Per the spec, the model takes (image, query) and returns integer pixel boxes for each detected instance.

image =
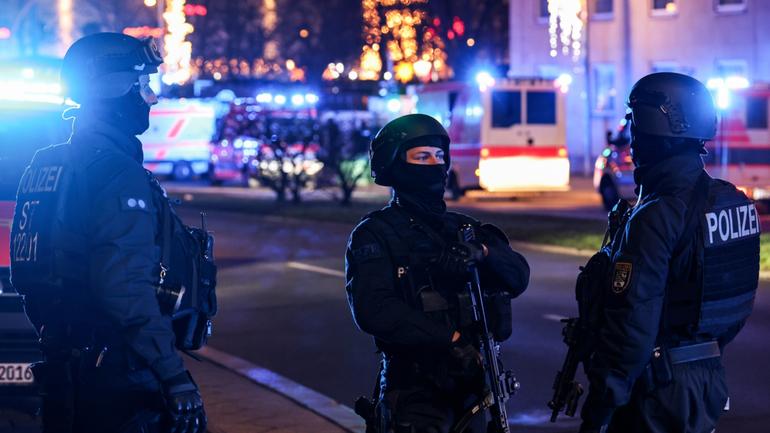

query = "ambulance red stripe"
[451,145,566,158]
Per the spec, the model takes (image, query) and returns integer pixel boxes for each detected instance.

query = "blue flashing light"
[256,92,273,103]
[304,93,319,104]
[291,94,304,106]
[475,71,495,91]
[274,94,287,105]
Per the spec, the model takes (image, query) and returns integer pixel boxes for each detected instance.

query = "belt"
[666,341,721,365]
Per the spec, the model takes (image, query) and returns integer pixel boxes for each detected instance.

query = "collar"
[390,190,446,230]
[636,153,705,198]
[71,115,144,163]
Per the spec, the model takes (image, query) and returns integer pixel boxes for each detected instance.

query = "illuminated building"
[509,0,770,173]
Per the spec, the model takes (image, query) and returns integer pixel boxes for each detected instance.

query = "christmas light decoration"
[351,0,450,83]
[162,0,194,85]
[58,0,73,54]
[547,0,584,61]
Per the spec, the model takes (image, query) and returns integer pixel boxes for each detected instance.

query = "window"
[491,91,522,128]
[526,91,557,124]
[715,0,747,13]
[746,96,768,130]
[651,0,677,15]
[593,0,613,18]
[592,64,616,115]
[539,0,550,18]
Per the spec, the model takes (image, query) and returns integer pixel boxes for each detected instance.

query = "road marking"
[287,261,345,278]
[508,409,580,426]
[543,313,568,322]
[197,346,365,433]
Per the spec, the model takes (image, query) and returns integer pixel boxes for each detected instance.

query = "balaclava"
[390,135,449,221]
[78,84,152,136]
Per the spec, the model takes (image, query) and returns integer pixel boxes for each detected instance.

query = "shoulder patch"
[351,243,383,263]
[611,262,633,294]
[120,195,151,212]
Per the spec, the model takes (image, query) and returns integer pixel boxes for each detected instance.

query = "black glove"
[449,336,483,377]
[434,241,485,275]
[162,371,207,433]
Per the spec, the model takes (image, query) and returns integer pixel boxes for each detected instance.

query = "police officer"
[10,33,206,432]
[345,114,530,432]
[580,72,760,433]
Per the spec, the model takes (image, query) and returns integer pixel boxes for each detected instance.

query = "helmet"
[627,72,716,141]
[60,32,163,103]
[370,114,450,186]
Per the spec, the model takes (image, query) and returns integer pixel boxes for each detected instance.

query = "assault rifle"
[548,200,630,422]
[452,224,520,433]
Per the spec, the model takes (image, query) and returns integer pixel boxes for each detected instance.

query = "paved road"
[180,206,770,433]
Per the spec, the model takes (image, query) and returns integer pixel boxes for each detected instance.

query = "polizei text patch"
[704,203,761,247]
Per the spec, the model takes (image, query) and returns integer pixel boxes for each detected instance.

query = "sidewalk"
[186,351,356,433]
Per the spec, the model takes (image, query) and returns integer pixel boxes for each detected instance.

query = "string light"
[547,0,584,61]
[349,0,450,83]
[162,0,194,85]
[58,0,73,54]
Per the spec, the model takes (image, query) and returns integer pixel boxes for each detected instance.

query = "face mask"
[391,159,447,195]
[390,159,448,217]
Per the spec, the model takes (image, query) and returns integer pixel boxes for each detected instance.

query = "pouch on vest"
[10,144,88,301]
[150,174,217,351]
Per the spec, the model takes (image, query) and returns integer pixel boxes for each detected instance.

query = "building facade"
[509,0,770,174]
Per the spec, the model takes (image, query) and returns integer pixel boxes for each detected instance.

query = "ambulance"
[706,83,770,203]
[140,98,217,180]
[594,82,770,208]
[411,76,570,197]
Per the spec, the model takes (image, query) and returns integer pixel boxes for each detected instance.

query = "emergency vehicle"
[594,84,770,208]
[0,60,63,410]
[411,77,570,197]
[208,97,323,186]
[140,98,217,180]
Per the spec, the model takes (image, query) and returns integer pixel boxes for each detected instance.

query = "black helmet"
[627,72,716,141]
[370,113,450,186]
[60,32,163,103]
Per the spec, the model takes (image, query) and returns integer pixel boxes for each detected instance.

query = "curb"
[196,346,366,433]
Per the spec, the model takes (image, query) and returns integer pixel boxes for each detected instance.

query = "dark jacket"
[71,116,184,383]
[582,153,708,425]
[345,199,530,352]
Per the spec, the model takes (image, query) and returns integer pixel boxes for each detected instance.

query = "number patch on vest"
[703,203,760,247]
[612,262,633,294]
[351,243,383,263]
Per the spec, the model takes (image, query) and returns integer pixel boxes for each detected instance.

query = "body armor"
[10,144,88,306]
[663,177,759,343]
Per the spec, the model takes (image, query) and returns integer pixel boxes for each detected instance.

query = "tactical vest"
[10,144,88,305]
[361,206,511,345]
[698,179,759,338]
[148,174,217,351]
[664,177,760,342]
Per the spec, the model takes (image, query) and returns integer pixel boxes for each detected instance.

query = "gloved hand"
[162,371,207,433]
[434,241,485,275]
[449,335,483,377]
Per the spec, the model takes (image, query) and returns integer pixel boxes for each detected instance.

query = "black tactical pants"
[37,357,166,433]
[607,358,728,433]
[382,386,487,433]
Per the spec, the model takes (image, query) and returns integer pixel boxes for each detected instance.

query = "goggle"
[90,37,163,77]
[627,89,690,134]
